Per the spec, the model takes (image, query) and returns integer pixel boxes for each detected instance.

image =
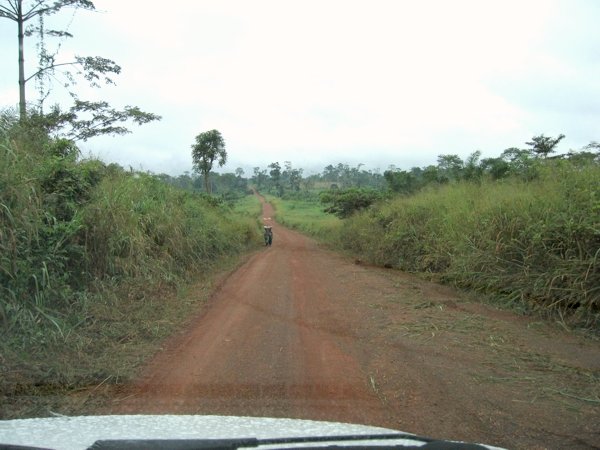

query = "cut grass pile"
[372,284,600,411]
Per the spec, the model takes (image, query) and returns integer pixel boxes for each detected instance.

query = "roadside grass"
[231,193,264,237]
[335,164,600,329]
[0,127,263,419]
[266,195,341,239]
[0,251,252,418]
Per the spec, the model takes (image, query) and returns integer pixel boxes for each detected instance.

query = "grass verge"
[334,165,600,329]
[0,243,261,419]
[0,124,264,418]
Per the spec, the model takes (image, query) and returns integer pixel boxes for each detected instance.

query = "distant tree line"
[155,133,599,215]
[383,134,598,196]
[251,161,305,197]
[248,134,597,197]
[250,161,386,196]
[156,170,250,202]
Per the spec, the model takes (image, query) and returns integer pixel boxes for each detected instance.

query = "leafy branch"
[41,100,161,142]
[25,56,121,86]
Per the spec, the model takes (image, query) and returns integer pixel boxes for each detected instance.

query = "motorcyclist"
[264,226,273,246]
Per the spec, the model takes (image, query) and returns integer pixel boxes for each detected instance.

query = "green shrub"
[320,187,383,218]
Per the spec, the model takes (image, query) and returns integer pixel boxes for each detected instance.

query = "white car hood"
[0,415,505,449]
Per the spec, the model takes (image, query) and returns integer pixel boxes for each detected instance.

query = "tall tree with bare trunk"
[0,0,160,137]
[191,129,227,194]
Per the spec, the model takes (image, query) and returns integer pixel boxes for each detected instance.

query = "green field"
[232,193,262,218]
[266,195,341,239]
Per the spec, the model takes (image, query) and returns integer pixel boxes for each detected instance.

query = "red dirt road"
[113,198,600,450]
[116,200,386,425]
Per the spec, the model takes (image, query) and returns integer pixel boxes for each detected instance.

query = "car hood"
[0,415,505,449]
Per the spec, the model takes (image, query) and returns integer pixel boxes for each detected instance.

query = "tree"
[437,154,464,182]
[500,147,538,180]
[252,167,267,190]
[283,161,302,192]
[583,141,600,155]
[384,169,418,194]
[1,1,104,117]
[320,188,382,219]
[191,129,227,194]
[322,164,339,182]
[565,150,598,166]
[421,165,439,184]
[0,0,160,136]
[526,133,565,158]
[336,163,351,188]
[268,162,282,197]
[33,101,160,142]
[462,150,483,181]
[288,167,303,192]
[234,167,247,192]
[480,157,510,180]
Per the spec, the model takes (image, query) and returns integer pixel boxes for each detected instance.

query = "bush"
[320,187,383,218]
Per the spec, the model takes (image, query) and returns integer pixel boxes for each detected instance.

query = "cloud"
[3,0,599,174]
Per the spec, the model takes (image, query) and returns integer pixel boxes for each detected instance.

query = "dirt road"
[112,198,600,450]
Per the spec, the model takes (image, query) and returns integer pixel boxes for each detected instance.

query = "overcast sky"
[1,0,599,175]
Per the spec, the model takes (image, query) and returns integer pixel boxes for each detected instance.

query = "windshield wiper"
[86,433,491,449]
[0,433,492,450]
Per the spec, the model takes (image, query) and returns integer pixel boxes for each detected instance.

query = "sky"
[1,0,599,175]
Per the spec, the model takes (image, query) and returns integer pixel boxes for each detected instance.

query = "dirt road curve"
[113,197,600,450]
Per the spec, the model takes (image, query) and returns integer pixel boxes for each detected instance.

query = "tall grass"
[336,163,600,327]
[83,173,256,282]
[1,152,258,337]
[1,119,261,417]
